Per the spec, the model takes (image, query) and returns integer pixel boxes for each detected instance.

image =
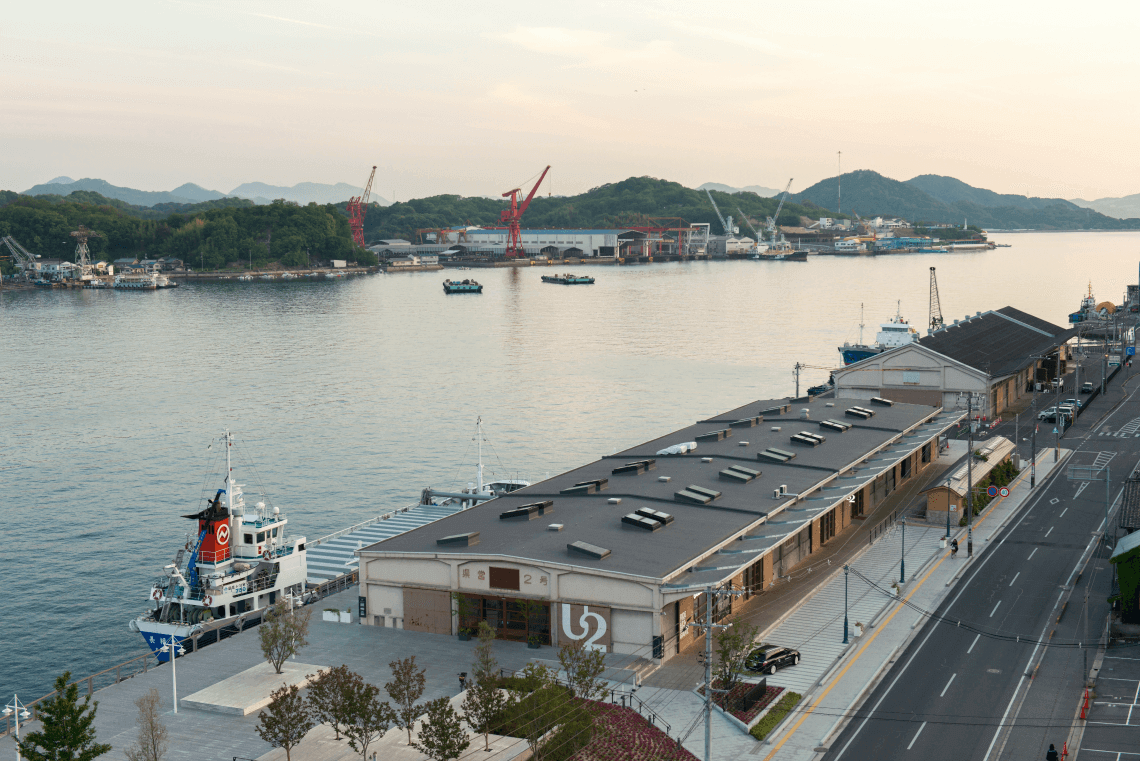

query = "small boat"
[259,274,276,280]
[752,250,808,261]
[541,274,595,285]
[444,278,482,294]
[130,430,307,661]
[237,275,253,282]
[281,272,297,280]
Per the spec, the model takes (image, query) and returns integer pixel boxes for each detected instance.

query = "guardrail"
[309,504,418,548]
[306,570,358,602]
[2,651,159,739]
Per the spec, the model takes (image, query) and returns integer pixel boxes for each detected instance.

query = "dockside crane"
[735,206,763,243]
[765,178,793,247]
[69,225,103,281]
[500,165,550,258]
[347,166,377,251]
[704,189,735,236]
[1,236,40,281]
[929,266,945,332]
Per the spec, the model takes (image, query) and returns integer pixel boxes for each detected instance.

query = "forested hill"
[357,176,840,242]
[794,170,1140,229]
[0,192,362,270]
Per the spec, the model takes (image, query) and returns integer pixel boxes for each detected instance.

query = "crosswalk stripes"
[1092,451,1117,470]
[1100,416,1140,437]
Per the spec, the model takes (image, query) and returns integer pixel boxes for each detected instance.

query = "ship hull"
[132,611,264,662]
[840,347,882,365]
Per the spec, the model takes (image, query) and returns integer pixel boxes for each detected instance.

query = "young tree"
[259,599,313,674]
[461,679,510,752]
[385,656,427,744]
[714,617,759,695]
[305,665,355,740]
[471,620,498,684]
[256,684,314,761]
[415,697,470,761]
[558,640,608,700]
[17,672,112,761]
[342,680,395,760]
[123,688,168,761]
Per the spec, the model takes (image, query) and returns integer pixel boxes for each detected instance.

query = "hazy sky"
[6,1,1140,201]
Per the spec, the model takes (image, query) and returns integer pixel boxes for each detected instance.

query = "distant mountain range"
[21,177,390,208]
[793,170,1139,230]
[1069,194,1140,220]
[697,182,781,197]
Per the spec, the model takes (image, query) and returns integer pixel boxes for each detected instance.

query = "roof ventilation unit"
[790,431,826,447]
[730,416,762,428]
[635,507,674,526]
[800,408,811,420]
[621,513,663,531]
[674,485,722,504]
[612,459,657,475]
[719,465,761,483]
[820,419,852,433]
[437,532,480,547]
[695,428,732,443]
[560,478,608,495]
[845,407,874,420]
[759,404,790,416]
[499,500,554,521]
[870,397,894,407]
[757,447,796,463]
[567,541,610,560]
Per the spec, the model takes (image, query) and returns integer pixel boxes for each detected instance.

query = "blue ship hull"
[841,348,881,365]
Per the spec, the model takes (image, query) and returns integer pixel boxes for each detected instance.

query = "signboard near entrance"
[557,603,612,652]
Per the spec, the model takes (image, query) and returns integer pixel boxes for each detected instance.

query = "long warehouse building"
[357,395,964,662]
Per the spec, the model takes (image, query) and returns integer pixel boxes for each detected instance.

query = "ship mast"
[476,417,484,494]
[859,303,865,346]
[225,429,233,512]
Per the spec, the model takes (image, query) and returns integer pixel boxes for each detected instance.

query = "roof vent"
[738,441,749,447]
[658,476,671,482]
[568,541,610,560]
[695,428,732,443]
[758,447,796,463]
[759,405,790,416]
[800,408,811,420]
[730,416,762,428]
[560,478,608,495]
[622,513,663,531]
[499,500,554,520]
[608,497,622,504]
[548,523,564,532]
[791,431,826,447]
[820,419,852,432]
[826,402,835,407]
[719,465,761,483]
[675,485,722,505]
[635,507,674,526]
[612,459,657,475]
[870,397,894,407]
[845,407,874,420]
[437,532,480,547]
[702,457,713,463]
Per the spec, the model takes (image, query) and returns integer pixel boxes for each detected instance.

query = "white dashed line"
[907,722,927,750]
[990,601,1002,617]
[940,673,957,697]
[1009,572,1020,587]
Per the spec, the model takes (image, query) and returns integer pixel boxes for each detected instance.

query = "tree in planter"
[451,592,479,638]
[714,617,759,696]
[342,680,395,760]
[123,688,168,761]
[510,664,580,760]
[386,656,427,744]
[414,697,470,761]
[462,678,511,752]
[557,639,608,700]
[255,684,314,761]
[305,664,356,740]
[472,620,498,684]
[17,672,112,761]
[259,599,313,674]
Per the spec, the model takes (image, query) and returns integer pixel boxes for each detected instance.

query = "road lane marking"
[1060,508,1068,517]
[1029,548,1038,560]
[968,634,981,653]
[1009,572,1020,587]
[1045,526,1054,537]
[940,673,956,697]
[906,721,927,750]
[1075,482,1090,498]
[990,601,1001,617]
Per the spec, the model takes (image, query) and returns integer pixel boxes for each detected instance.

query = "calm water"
[2,231,1137,700]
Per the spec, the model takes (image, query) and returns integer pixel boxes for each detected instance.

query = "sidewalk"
[753,446,1072,761]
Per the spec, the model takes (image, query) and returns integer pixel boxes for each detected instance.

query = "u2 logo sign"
[560,603,611,652]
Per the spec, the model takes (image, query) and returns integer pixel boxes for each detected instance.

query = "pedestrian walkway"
[754,447,1071,761]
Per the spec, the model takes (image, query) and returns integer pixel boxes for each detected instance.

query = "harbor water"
[2,230,1137,700]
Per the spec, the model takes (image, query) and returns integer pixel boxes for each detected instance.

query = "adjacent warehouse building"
[832,307,1074,418]
[357,396,964,662]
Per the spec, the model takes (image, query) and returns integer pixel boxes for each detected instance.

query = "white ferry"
[114,272,178,289]
[130,430,307,660]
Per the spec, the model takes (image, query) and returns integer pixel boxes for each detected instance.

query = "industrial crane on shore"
[929,266,945,332]
[70,225,103,281]
[347,166,376,251]
[704,189,735,236]
[1,235,39,281]
[501,165,550,258]
[765,178,793,247]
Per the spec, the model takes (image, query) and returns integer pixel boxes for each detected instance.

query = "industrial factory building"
[449,228,644,258]
[357,396,964,662]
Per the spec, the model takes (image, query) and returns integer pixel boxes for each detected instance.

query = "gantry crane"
[500,165,550,258]
[70,225,103,281]
[929,266,945,331]
[347,166,377,251]
[765,178,793,247]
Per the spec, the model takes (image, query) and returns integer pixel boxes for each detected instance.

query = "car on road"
[1081,381,1095,394]
[1039,406,1074,423]
[1062,397,1084,410]
[745,644,801,675]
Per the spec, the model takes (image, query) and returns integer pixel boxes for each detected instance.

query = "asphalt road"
[823,369,1140,761]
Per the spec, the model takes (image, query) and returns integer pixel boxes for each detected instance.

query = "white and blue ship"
[130,430,307,661]
[838,304,919,365]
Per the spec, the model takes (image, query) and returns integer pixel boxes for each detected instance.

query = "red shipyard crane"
[500,165,550,258]
[347,166,376,250]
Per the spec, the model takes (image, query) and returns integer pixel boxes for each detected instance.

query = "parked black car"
[745,644,801,674]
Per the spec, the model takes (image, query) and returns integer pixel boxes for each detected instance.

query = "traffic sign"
[999,487,1010,497]
[1052,427,1059,434]
[1128,347,1136,356]
[987,485,998,497]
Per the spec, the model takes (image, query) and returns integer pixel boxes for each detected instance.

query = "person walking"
[951,538,959,559]
[1046,743,1060,760]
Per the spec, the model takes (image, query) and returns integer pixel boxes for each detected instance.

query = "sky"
[5,0,1140,202]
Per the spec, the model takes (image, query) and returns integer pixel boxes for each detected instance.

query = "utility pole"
[966,393,975,558]
[794,363,802,398]
[689,584,745,761]
[843,565,850,644]
[900,519,906,583]
[1055,348,1062,462]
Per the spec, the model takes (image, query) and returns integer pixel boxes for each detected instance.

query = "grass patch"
[749,692,802,741]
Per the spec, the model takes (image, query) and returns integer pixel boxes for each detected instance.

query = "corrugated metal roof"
[1121,478,1140,532]
[918,307,1073,378]
[923,436,1015,498]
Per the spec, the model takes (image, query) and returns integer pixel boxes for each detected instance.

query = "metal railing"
[305,570,358,602]
[868,506,906,546]
[2,651,159,738]
[309,505,418,548]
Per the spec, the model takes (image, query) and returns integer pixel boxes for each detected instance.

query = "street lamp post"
[843,565,850,644]
[3,696,32,761]
[900,519,906,584]
[159,637,187,713]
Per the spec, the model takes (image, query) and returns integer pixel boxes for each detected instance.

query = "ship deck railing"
[308,503,420,548]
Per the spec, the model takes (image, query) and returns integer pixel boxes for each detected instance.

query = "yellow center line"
[761,551,950,761]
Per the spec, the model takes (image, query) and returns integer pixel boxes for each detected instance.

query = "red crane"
[500,165,550,258]
[347,166,376,250]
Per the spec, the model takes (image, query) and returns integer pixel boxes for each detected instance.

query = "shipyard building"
[357,396,964,662]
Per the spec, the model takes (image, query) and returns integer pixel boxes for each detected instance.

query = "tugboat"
[130,430,307,660]
[444,278,482,293]
[541,273,595,284]
[838,302,919,365]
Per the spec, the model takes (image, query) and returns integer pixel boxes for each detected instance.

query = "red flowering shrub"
[570,703,698,761]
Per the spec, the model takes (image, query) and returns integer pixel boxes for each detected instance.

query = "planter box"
[323,611,339,622]
[339,611,352,624]
[528,642,541,649]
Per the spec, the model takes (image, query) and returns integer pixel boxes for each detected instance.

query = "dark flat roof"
[361,397,960,583]
[919,307,1074,378]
